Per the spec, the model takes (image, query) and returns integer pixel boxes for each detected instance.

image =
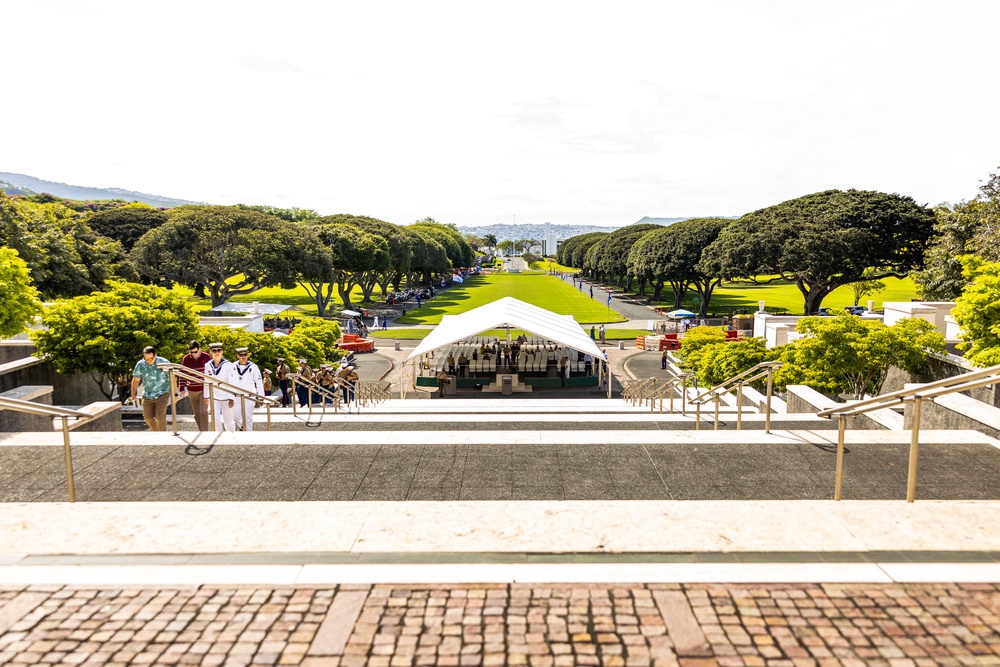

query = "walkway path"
[2,581,999,666]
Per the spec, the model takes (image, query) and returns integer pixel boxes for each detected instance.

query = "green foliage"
[0,247,42,338]
[0,191,131,298]
[557,232,608,270]
[702,189,936,314]
[410,219,475,268]
[234,204,319,222]
[915,169,1000,300]
[197,319,345,373]
[952,257,1000,367]
[848,269,886,306]
[131,205,316,307]
[88,206,168,251]
[31,282,200,399]
[778,315,946,399]
[629,218,732,313]
[584,224,661,285]
[694,337,778,387]
[674,326,728,371]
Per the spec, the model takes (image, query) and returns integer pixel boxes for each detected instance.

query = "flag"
[606,292,611,306]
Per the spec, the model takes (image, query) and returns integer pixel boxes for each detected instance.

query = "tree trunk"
[798,279,837,314]
[209,283,226,308]
[652,280,664,301]
[193,283,206,298]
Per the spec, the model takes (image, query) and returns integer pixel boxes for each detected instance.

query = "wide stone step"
[3,429,998,503]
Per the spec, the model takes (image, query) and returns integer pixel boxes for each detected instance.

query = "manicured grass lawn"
[396,274,627,325]
[530,259,580,274]
[654,276,919,315]
[367,329,431,340]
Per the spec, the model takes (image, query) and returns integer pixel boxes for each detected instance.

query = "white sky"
[3,1,998,226]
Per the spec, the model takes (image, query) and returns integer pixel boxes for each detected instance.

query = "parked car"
[844,305,867,315]
[816,307,833,316]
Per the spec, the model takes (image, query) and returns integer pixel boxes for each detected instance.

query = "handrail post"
[61,416,75,503]
[695,400,701,431]
[240,395,247,432]
[765,366,774,434]
[266,403,272,431]
[907,396,922,502]
[169,370,179,436]
[681,377,688,416]
[208,382,216,431]
[291,378,297,416]
[736,381,743,431]
[713,394,720,431]
[834,414,846,501]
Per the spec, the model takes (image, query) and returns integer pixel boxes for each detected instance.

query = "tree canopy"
[701,189,936,314]
[88,204,168,251]
[0,247,42,339]
[131,205,312,307]
[627,218,731,314]
[0,190,130,298]
[31,282,200,400]
[951,257,1000,367]
[777,315,946,399]
[583,223,661,288]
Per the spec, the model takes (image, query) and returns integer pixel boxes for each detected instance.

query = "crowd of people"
[128,340,359,433]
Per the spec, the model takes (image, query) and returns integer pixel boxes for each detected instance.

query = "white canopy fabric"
[406,297,604,361]
[208,303,303,315]
[340,309,363,317]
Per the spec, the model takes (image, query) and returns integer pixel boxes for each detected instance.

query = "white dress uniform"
[229,360,264,431]
[204,358,236,432]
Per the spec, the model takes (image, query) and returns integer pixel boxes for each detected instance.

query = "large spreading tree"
[701,189,936,314]
[131,205,313,306]
[628,217,732,313]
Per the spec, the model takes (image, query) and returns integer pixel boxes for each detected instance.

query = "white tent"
[404,297,610,397]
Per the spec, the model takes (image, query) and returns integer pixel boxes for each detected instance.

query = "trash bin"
[501,375,513,396]
[618,341,626,350]
[394,341,401,351]
[444,375,457,396]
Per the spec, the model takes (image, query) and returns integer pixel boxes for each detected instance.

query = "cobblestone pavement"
[2,582,1000,666]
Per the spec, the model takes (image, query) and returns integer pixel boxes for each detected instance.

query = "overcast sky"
[3,1,998,226]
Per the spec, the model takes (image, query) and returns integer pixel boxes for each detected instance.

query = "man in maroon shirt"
[178,340,212,431]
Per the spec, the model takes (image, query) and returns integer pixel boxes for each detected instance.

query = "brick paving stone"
[1,583,1000,665]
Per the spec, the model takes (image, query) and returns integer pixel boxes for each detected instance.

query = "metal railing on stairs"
[160,363,281,434]
[816,362,1000,502]
[646,373,694,414]
[0,397,94,502]
[289,374,346,417]
[690,362,782,433]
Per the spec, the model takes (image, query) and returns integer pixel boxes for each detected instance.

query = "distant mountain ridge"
[0,172,200,208]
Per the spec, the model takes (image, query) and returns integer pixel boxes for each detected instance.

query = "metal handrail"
[691,362,782,433]
[0,397,94,502]
[820,364,1000,503]
[160,363,280,434]
[289,374,345,417]
[646,373,693,415]
[623,378,658,404]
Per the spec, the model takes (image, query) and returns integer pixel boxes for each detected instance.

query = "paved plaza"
[3,582,1000,666]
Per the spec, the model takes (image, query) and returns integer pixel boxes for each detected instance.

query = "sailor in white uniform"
[229,347,265,432]
[204,343,235,432]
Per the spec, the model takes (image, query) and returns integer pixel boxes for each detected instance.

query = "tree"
[131,205,313,307]
[0,191,130,298]
[233,204,319,222]
[88,204,168,251]
[702,190,936,314]
[951,257,1000,367]
[915,168,1000,300]
[483,234,497,253]
[302,219,389,311]
[587,224,662,289]
[31,282,200,400]
[557,232,608,271]
[778,315,946,399]
[673,326,729,373]
[849,269,886,306]
[496,240,514,256]
[0,247,42,339]
[323,215,397,303]
[410,219,474,268]
[628,218,731,313]
[694,337,779,388]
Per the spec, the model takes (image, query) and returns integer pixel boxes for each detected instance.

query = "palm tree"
[483,234,497,253]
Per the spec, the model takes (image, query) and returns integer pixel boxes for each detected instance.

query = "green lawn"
[655,276,919,315]
[395,274,627,325]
